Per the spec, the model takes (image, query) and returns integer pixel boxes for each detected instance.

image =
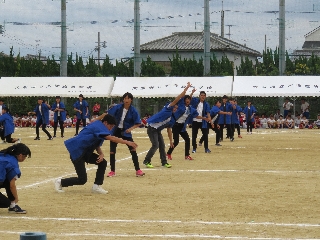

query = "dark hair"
[122,92,133,101]
[37,97,43,101]
[199,91,206,96]
[214,100,221,105]
[56,96,61,99]
[101,114,117,125]
[2,106,8,112]
[79,94,84,98]
[0,143,31,158]
[184,95,191,101]
[222,95,228,99]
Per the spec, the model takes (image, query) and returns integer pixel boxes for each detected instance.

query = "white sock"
[10,202,15,208]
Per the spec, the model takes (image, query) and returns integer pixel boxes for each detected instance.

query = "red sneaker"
[185,155,193,160]
[107,171,116,177]
[136,170,145,177]
[166,154,172,160]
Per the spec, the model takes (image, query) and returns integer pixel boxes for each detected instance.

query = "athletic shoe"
[238,135,242,138]
[74,134,78,137]
[53,135,56,138]
[17,138,21,143]
[107,171,116,177]
[198,142,202,147]
[136,170,145,177]
[0,140,5,144]
[144,162,154,168]
[92,185,108,194]
[61,136,64,138]
[230,137,234,142]
[162,163,172,168]
[192,149,196,153]
[185,155,193,160]
[166,154,172,160]
[54,179,64,193]
[205,149,211,153]
[215,143,222,146]
[34,137,40,140]
[47,137,53,140]
[8,205,27,214]
[250,132,252,134]
[220,138,223,142]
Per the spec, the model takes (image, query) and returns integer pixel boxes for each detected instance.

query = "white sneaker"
[54,179,64,193]
[0,140,6,144]
[92,184,108,194]
[17,138,21,143]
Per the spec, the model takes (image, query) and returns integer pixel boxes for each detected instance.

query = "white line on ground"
[0,216,319,228]
[0,230,318,239]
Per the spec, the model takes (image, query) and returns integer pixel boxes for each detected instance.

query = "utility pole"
[95,32,107,66]
[60,0,67,77]
[279,0,286,112]
[134,0,141,77]
[221,0,224,38]
[279,0,286,76]
[204,0,210,76]
[133,0,141,115]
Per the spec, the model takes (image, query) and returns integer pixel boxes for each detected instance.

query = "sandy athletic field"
[0,126,319,239]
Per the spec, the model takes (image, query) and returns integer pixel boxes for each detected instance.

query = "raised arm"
[189,87,197,99]
[169,82,192,107]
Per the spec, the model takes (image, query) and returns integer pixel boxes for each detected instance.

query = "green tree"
[236,56,256,76]
[141,56,166,77]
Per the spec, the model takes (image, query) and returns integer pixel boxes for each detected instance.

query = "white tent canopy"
[111,77,233,98]
[0,77,114,97]
[233,76,320,97]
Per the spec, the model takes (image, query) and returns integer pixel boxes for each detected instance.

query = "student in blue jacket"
[106,92,145,177]
[0,99,6,143]
[218,95,234,142]
[143,82,192,168]
[200,100,232,147]
[243,99,257,134]
[233,99,243,138]
[54,114,138,194]
[51,96,67,138]
[0,107,20,144]
[28,97,53,140]
[166,88,205,161]
[73,94,89,136]
[0,143,31,214]
[190,91,211,153]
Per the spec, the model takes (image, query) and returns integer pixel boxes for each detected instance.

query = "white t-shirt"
[260,118,267,124]
[277,119,284,124]
[268,119,275,124]
[64,118,72,124]
[301,102,309,113]
[57,103,60,116]
[286,119,294,125]
[118,108,128,128]
[177,107,189,124]
[193,102,203,122]
[283,102,293,110]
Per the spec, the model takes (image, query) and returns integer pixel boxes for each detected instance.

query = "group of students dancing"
[1,83,256,215]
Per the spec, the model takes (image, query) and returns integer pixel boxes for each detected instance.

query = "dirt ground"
[0,126,319,239]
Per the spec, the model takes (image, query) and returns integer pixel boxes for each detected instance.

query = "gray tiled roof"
[302,41,320,49]
[141,32,261,56]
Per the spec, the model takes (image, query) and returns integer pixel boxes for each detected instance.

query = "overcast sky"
[0,0,319,63]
